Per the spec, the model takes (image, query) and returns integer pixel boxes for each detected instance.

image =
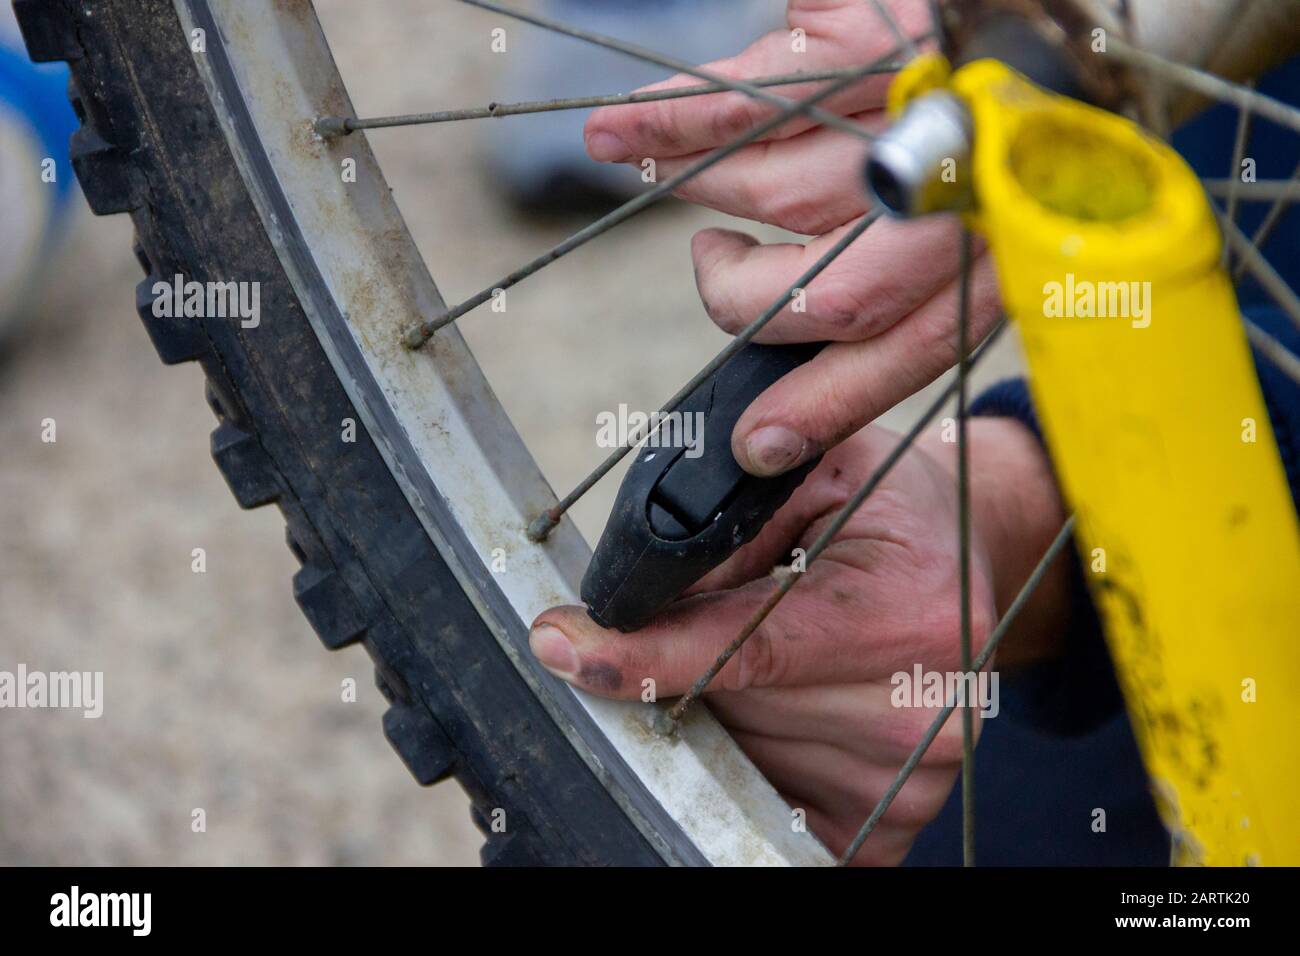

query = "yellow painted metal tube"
[904,58,1300,864]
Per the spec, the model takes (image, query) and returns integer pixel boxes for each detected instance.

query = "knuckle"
[708,92,767,144]
[863,273,912,328]
[809,280,872,336]
[915,295,962,363]
[732,140,779,224]
[810,370,871,443]
[636,98,686,154]
[767,188,835,236]
[722,620,785,691]
[746,140,840,235]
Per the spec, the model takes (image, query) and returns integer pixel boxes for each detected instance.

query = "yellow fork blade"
[908,57,1300,865]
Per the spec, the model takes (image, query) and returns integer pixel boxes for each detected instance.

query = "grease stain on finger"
[577,659,625,694]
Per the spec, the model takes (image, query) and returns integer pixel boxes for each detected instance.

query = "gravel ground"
[0,0,1020,865]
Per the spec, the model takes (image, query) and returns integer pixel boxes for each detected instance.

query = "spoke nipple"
[652,710,679,738]
[314,115,351,138]
[527,510,559,542]
[401,324,430,350]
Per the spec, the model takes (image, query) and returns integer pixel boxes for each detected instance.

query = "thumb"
[528,562,872,700]
[528,591,772,701]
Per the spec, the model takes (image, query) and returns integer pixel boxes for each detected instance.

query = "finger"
[583,39,888,162]
[802,803,917,867]
[729,729,874,821]
[654,115,884,235]
[773,793,913,867]
[707,682,974,766]
[529,558,903,699]
[731,251,1002,476]
[727,729,958,844]
[583,0,925,161]
[837,823,918,867]
[691,216,974,344]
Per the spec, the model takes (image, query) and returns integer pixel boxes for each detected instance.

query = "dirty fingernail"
[529,623,580,680]
[744,426,809,476]
[585,130,632,162]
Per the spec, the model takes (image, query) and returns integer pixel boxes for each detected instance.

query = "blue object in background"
[0,8,79,338]
[0,43,77,200]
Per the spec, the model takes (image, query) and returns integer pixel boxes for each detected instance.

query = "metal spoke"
[661,320,1009,729]
[1215,208,1300,335]
[1222,82,1254,270]
[1201,179,1300,202]
[838,514,1078,865]
[1232,158,1300,283]
[528,210,882,542]
[1245,319,1300,388]
[869,0,920,61]
[458,0,880,144]
[316,66,898,135]
[955,227,975,867]
[1106,37,1300,137]
[402,41,912,348]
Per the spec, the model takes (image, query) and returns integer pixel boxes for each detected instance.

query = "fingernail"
[585,130,632,162]
[744,426,809,476]
[529,623,580,680]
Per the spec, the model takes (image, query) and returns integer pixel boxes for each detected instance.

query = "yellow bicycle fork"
[889,56,1300,864]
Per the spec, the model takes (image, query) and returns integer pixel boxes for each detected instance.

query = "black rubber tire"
[14,0,666,866]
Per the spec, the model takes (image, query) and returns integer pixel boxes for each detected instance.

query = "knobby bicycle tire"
[15,0,690,867]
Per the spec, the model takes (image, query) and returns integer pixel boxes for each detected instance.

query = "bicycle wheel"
[15,0,832,866]
[19,0,1299,867]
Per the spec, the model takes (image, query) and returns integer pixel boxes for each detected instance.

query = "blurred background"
[0,0,1020,864]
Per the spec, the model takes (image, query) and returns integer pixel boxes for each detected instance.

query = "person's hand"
[530,418,1071,864]
[583,0,1003,477]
